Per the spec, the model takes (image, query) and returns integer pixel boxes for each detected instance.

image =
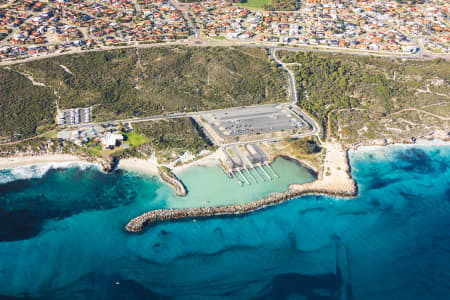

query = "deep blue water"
[0,145,449,300]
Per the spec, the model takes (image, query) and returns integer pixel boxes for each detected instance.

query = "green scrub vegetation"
[0,68,56,141]
[278,51,450,142]
[263,0,299,11]
[5,46,286,126]
[290,138,321,155]
[133,118,214,163]
[237,0,299,11]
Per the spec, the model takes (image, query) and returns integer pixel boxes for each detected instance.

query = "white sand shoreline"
[351,138,450,153]
[0,154,85,170]
[171,151,220,175]
[287,142,356,198]
[117,156,159,177]
[1,138,447,175]
[117,151,220,177]
[125,142,358,231]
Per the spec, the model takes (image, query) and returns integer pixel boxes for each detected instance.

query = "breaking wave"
[0,162,94,184]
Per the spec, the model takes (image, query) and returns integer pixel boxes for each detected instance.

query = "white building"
[101,133,123,149]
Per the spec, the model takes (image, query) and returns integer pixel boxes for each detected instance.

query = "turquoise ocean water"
[0,147,449,299]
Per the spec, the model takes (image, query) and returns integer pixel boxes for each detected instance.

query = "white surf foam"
[0,162,95,184]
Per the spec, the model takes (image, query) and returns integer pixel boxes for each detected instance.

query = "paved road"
[26,46,322,147]
[4,37,440,146]
[0,10,40,47]
[3,37,444,67]
[170,0,200,40]
[269,48,321,139]
[67,103,291,128]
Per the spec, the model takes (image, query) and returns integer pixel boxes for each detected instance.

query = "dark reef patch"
[0,178,34,195]
[298,207,326,215]
[398,189,422,201]
[40,273,171,300]
[394,148,434,174]
[0,295,35,300]
[0,167,141,241]
[257,272,340,300]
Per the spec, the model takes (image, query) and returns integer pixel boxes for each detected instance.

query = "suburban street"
[0,38,441,68]
[169,0,200,40]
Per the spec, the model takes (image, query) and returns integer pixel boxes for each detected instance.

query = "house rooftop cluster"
[1,0,448,61]
[1,0,188,61]
[191,0,448,53]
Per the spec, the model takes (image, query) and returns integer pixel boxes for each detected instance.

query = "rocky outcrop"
[158,166,187,197]
[347,133,450,150]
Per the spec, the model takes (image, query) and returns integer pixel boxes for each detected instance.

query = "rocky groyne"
[125,142,357,232]
[158,166,187,197]
[125,183,357,232]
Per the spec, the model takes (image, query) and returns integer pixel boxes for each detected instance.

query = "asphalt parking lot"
[203,104,306,138]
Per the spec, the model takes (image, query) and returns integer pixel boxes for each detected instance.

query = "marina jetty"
[158,166,187,197]
[126,143,356,232]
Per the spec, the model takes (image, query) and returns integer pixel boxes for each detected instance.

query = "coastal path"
[269,48,321,140]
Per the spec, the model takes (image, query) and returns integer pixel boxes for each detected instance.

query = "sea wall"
[126,142,357,232]
[125,184,356,232]
[158,167,187,197]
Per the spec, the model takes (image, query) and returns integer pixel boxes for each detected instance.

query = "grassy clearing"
[159,166,172,177]
[237,0,270,10]
[237,0,299,11]
[43,130,58,139]
[123,131,149,147]
[82,145,103,158]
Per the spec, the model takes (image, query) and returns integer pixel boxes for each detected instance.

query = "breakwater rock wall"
[158,167,187,197]
[126,142,357,232]
[125,183,357,232]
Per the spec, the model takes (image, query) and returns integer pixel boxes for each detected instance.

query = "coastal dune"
[289,143,355,194]
[126,143,357,232]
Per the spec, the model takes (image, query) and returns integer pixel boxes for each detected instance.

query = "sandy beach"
[117,156,160,176]
[125,142,358,231]
[118,151,220,177]
[171,151,220,175]
[287,142,356,196]
[0,154,83,170]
